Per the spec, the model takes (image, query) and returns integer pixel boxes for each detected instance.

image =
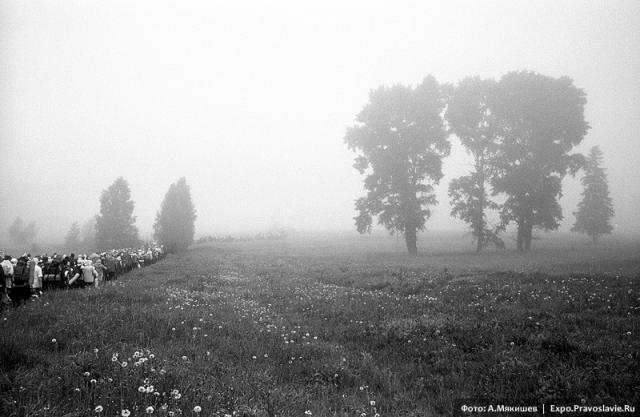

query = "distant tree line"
[345,70,613,255]
[58,177,197,255]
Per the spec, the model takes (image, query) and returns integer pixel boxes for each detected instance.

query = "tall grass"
[1,237,638,416]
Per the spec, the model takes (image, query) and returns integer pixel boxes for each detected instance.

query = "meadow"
[1,231,639,416]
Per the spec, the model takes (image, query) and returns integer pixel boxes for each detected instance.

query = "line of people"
[1,244,164,307]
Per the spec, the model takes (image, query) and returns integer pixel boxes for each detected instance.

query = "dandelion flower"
[121,409,131,417]
[121,362,128,368]
[83,372,91,377]
[305,411,312,416]
[94,405,103,413]
[181,356,188,361]
[193,406,202,413]
[139,386,146,393]
[51,338,57,343]
[146,406,154,414]
[370,400,376,406]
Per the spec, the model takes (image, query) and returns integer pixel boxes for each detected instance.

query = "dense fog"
[1,0,638,244]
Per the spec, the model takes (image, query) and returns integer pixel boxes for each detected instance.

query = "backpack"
[13,257,30,287]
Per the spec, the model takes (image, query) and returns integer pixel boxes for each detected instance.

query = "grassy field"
[1,232,639,416]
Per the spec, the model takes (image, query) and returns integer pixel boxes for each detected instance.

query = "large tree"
[572,146,614,243]
[64,222,81,250]
[491,71,589,251]
[8,217,37,247]
[344,76,450,256]
[80,216,98,252]
[95,177,139,250]
[153,177,197,253]
[446,77,503,252]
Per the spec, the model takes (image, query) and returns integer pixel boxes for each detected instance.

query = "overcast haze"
[1,0,639,243]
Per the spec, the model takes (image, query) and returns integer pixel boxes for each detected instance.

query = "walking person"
[81,260,98,288]
[93,258,107,288]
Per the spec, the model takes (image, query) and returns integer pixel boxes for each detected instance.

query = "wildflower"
[90,379,97,384]
[149,354,155,359]
[112,355,118,362]
[122,410,131,417]
[146,385,155,393]
[94,348,99,354]
[146,406,154,414]
[181,356,188,361]
[370,401,376,406]
[51,338,57,343]
[193,406,202,413]
[95,405,103,413]
[305,411,312,416]
[121,362,128,368]
[139,386,146,393]
[83,372,91,377]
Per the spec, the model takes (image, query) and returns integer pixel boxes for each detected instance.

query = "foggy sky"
[1,0,639,243]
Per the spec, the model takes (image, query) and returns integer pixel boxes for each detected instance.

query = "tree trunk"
[516,221,524,252]
[405,225,418,257]
[524,223,532,251]
[476,157,485,254]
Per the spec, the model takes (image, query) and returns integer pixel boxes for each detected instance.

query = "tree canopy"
[491,71,589,251]
[572,146,614,243]
[446,77,503,252]
[344,76,450,256]
[8,217,38,247]
[153,177,197,253]
[64,222,81,250]
[95,177,139,250]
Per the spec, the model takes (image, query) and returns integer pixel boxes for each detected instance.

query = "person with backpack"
[29,257,43,296]
[93,258,107,288]
[81,260,98,288]
[1,255,13,291]
[10,256,31,305]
